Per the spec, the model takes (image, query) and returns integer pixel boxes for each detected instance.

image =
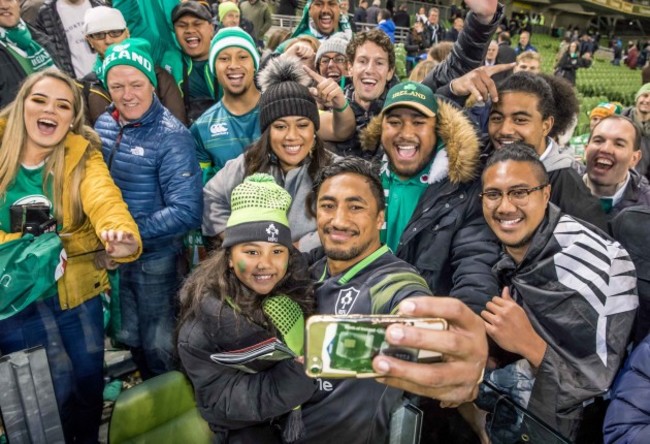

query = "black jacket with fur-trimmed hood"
[362,99,501,313]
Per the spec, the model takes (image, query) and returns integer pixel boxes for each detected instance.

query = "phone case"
[304,315,447,379]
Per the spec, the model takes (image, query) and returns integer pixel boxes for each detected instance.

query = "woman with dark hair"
[203,57,336,252]
[178,174,317,443]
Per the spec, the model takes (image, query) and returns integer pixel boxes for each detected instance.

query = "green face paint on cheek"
[237,260,247,273]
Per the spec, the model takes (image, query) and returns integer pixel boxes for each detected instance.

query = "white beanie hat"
[83,6,127,36]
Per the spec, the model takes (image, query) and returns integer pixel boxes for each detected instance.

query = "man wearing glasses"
[80,6,186,125]
[34,0,103,79]
[475,143,637,441]
[315,33,349,89]
[0,0,56,107]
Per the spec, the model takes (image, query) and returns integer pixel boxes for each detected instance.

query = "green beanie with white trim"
[208,27,260,76]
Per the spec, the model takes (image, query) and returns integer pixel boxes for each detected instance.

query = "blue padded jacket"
[94,96,202,258]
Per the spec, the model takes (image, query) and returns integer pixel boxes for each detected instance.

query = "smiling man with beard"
[288,0,352,44]
[302,157,432,443]
[299,157,488,443]
[477,144,637,441]
[361,81,500,314]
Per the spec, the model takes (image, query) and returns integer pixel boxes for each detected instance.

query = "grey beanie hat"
[315,33,350,65]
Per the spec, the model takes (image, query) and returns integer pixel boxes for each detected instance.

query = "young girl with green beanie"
[177,174,317,443]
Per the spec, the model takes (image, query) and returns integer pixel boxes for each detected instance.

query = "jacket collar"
[493,203,561,286]
[344,76,399,115]
[109,94,163,128]
[541,137,574,172]
[63,133,92,175]
[369,99,481,185]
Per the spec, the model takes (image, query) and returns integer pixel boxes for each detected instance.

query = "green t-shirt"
[0,163,52,233]
[0,163,57,299]
[380,137,444,252]
[381,162,432,252]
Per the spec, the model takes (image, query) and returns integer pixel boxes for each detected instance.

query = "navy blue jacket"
[95,97,202,258]
[604,334,650,444]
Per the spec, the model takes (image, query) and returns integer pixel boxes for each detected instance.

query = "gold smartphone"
[304,315,447,379]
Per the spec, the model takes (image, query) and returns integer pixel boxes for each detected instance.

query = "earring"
[69,124,73,129]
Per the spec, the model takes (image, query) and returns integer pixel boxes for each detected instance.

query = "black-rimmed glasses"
[319,55,347,66]
[88,29,126,40]
[479,184,548,208]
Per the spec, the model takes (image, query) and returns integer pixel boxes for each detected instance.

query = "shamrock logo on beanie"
[223,173,293,249]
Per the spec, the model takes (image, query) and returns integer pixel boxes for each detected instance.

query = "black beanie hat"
[258,56,320,134]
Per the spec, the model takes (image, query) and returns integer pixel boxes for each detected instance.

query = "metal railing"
[271,14,302,29]
[270,15,410,44]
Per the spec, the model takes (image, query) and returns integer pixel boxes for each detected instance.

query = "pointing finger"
[302,64,324,82]
[485,62,516,76]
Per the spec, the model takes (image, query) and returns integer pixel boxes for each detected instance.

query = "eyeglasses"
[88,29,126,40]
[479,184,548,208]
[319,55,347,66]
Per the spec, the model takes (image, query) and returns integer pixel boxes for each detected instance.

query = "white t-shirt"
[56,0,96,78]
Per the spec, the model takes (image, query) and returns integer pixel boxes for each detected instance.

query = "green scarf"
[92,56,104,80]
[291,0,352,40]
[276,0,352,53]
[0,19,54,73]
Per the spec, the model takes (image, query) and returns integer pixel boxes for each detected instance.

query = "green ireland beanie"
[101,38,157,88]
[208,27,260,77]
[223,173,293,248]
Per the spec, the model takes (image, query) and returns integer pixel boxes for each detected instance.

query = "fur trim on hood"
[360,99,480,184]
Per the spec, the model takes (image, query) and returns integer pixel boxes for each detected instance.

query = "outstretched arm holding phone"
[372,296,488,406]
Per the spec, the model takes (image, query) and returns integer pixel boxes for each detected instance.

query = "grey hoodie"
[202,154,324,252]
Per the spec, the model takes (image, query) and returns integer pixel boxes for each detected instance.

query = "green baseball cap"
[382,81,438,117]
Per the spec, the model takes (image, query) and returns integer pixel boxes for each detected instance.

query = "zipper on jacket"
[107,129,124,171]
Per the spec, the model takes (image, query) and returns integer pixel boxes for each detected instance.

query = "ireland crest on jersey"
[335,287,360,315]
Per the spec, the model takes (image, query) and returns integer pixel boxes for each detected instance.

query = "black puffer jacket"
[362,99,501,313]
[0,23,58,108]
[34,0,105,78]
[177,296,317,443]
[612,168,650,216]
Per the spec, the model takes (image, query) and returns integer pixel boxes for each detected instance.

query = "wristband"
[334,100,349,113]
